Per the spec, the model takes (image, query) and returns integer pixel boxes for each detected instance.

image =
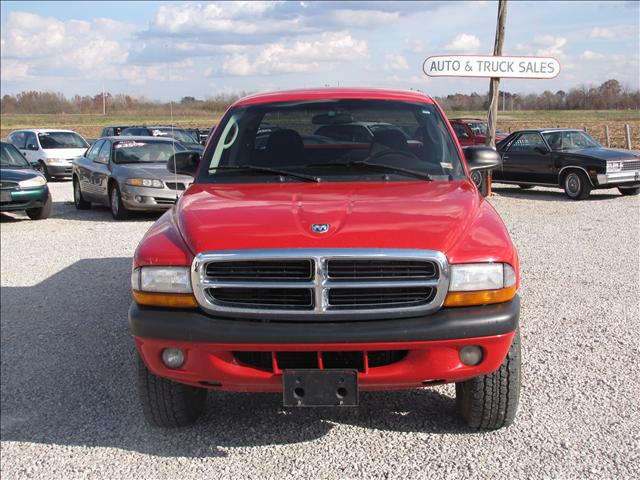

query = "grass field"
[1,109,638,148]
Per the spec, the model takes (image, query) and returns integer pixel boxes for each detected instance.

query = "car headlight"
[607,161,623,173]
[18,176,47,188]
[445,263,517,307]
[125,178,164,188]
[131,266,197,308]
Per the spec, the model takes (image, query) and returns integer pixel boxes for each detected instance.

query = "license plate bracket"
[283,369,358,407]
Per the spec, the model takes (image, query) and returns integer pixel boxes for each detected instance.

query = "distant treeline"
[1,79,638,114]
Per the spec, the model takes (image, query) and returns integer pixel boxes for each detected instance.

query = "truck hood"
[175,181,514,263]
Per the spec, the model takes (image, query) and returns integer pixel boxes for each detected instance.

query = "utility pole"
[486,0,508,148]
[102,83,106,116]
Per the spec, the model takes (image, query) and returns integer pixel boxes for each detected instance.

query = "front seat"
[264,129,305,167]
[368,129,409,156]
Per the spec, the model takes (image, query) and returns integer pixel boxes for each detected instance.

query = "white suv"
[7,129,90,180]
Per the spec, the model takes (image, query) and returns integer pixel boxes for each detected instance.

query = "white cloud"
[0,60,29,81]
[333,9,400,28]
[220,31,368,76]
[589,27,615,39]
[534,35,567,57]
[580,50,605,61]
[444,34,481,53]
[383,54,409,71]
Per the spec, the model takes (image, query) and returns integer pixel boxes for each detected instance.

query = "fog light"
[135,195,143,202]
[161,348,185,369]
[459,346,483,366]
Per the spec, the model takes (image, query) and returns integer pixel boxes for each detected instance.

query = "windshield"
[1,143,30,168]
[152,128,199,145]
[113,140,186,163]
[201,99,464,184]
[543,131,601,150]
[38,132,88,149]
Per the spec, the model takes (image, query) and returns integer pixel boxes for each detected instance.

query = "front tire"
[109,183,129,220]
[137,355,207,428]
[618,186,640,196]
[455,330,521,429]
[35,161,51,181]
[563,170,591,200]
[73,178,91,209]
[26,191,52,220]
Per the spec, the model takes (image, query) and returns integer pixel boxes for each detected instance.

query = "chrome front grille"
[622,160,640,171]
[191,249,449,320]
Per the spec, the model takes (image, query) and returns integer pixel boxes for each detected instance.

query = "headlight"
[607,161,623,173]
[445,263,517,307]
[18,176,47,188]
[125,178,164,188]
[131,266,197,308]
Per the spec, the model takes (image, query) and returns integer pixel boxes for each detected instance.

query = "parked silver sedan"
[72,136,196,219]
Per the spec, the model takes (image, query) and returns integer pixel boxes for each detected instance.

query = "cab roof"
[232,88,434,107]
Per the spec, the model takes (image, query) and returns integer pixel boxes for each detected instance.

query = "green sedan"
[1,141,52,220]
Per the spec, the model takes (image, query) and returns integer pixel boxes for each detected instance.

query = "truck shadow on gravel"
[0,258,473,459]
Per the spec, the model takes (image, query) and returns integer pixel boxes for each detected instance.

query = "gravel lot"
[1,180,639,479]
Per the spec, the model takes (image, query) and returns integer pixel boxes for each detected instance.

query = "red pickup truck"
[450,118,508,146]
[129,88,521,430]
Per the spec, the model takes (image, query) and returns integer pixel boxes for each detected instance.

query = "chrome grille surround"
[191,249,449,320]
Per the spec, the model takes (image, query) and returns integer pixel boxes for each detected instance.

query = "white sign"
[423,55,560,79]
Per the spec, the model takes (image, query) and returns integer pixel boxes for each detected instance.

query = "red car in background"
[450,118,508,146]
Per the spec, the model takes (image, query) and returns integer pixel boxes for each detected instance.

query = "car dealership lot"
[1,181,639,479]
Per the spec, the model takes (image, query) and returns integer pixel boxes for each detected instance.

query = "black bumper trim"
[128,296,520,344]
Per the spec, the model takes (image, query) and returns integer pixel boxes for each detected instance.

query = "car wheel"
[455,329,521,429]
[25,191,52,220]
[109,183,129,220]
[518,185,534,190]
[35,161,51,181]
[618,186,640,196]
[563,170,591,200]
[137,355,207,428]
[73,178,91,209]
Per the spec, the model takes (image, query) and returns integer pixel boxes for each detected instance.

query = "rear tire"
[109,183,129,220]
[618,186,640,196]
[73,177,91,209]
[563,170,591,200]
[26,191,52,220]
[137,355,207,428]
[455,330,521,429]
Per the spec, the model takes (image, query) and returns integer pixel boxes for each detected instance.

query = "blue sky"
[1,1,638,101]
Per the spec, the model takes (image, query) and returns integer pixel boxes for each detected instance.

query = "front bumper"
[121,185,180,211]
[596,170,640,186]
[0,186,48,211]
[46,162,73,177]
[130,296,519,392]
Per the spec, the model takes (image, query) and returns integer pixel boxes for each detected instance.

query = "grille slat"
[329,287,435,309]
[328,259,437,280]
[207,287,314,310]
[621,160,640,171]
[206,260,312,282]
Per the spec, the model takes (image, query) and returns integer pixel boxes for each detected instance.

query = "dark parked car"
[1,142,52,220]
[100,126,131,137]
[72,136,195,219]
[120,126,204,153]
[494,129,640,199]
[450,118,508,147]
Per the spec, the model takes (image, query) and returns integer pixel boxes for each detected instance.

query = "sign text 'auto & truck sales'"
[423,55,560,79]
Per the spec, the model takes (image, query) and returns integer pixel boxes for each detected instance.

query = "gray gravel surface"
[1,181,639,479]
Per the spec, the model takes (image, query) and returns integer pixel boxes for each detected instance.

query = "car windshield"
[113,140,185,164]
[152,128,199,145]
[542,131,601,150]
[202,99,464,184]
[38,131,88,149]
[0,143,30,168]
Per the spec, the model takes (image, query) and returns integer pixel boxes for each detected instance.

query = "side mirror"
[534,146,549,155]
[27,143,38,151]
[167,151,200,176]
[463,146,501,172]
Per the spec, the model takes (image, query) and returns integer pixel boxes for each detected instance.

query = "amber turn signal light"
[132,290,198,308]
[444,285,517,307]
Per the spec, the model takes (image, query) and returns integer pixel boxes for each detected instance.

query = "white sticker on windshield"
[115,141,147,149]
[152,130,167,137]
[440,162,453,169]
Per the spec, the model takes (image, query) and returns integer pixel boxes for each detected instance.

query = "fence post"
[604,125,610,147]
[624,124,632,150]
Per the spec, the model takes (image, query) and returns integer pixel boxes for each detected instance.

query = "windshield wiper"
[308,160,433,181]
[209,165,321,182]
